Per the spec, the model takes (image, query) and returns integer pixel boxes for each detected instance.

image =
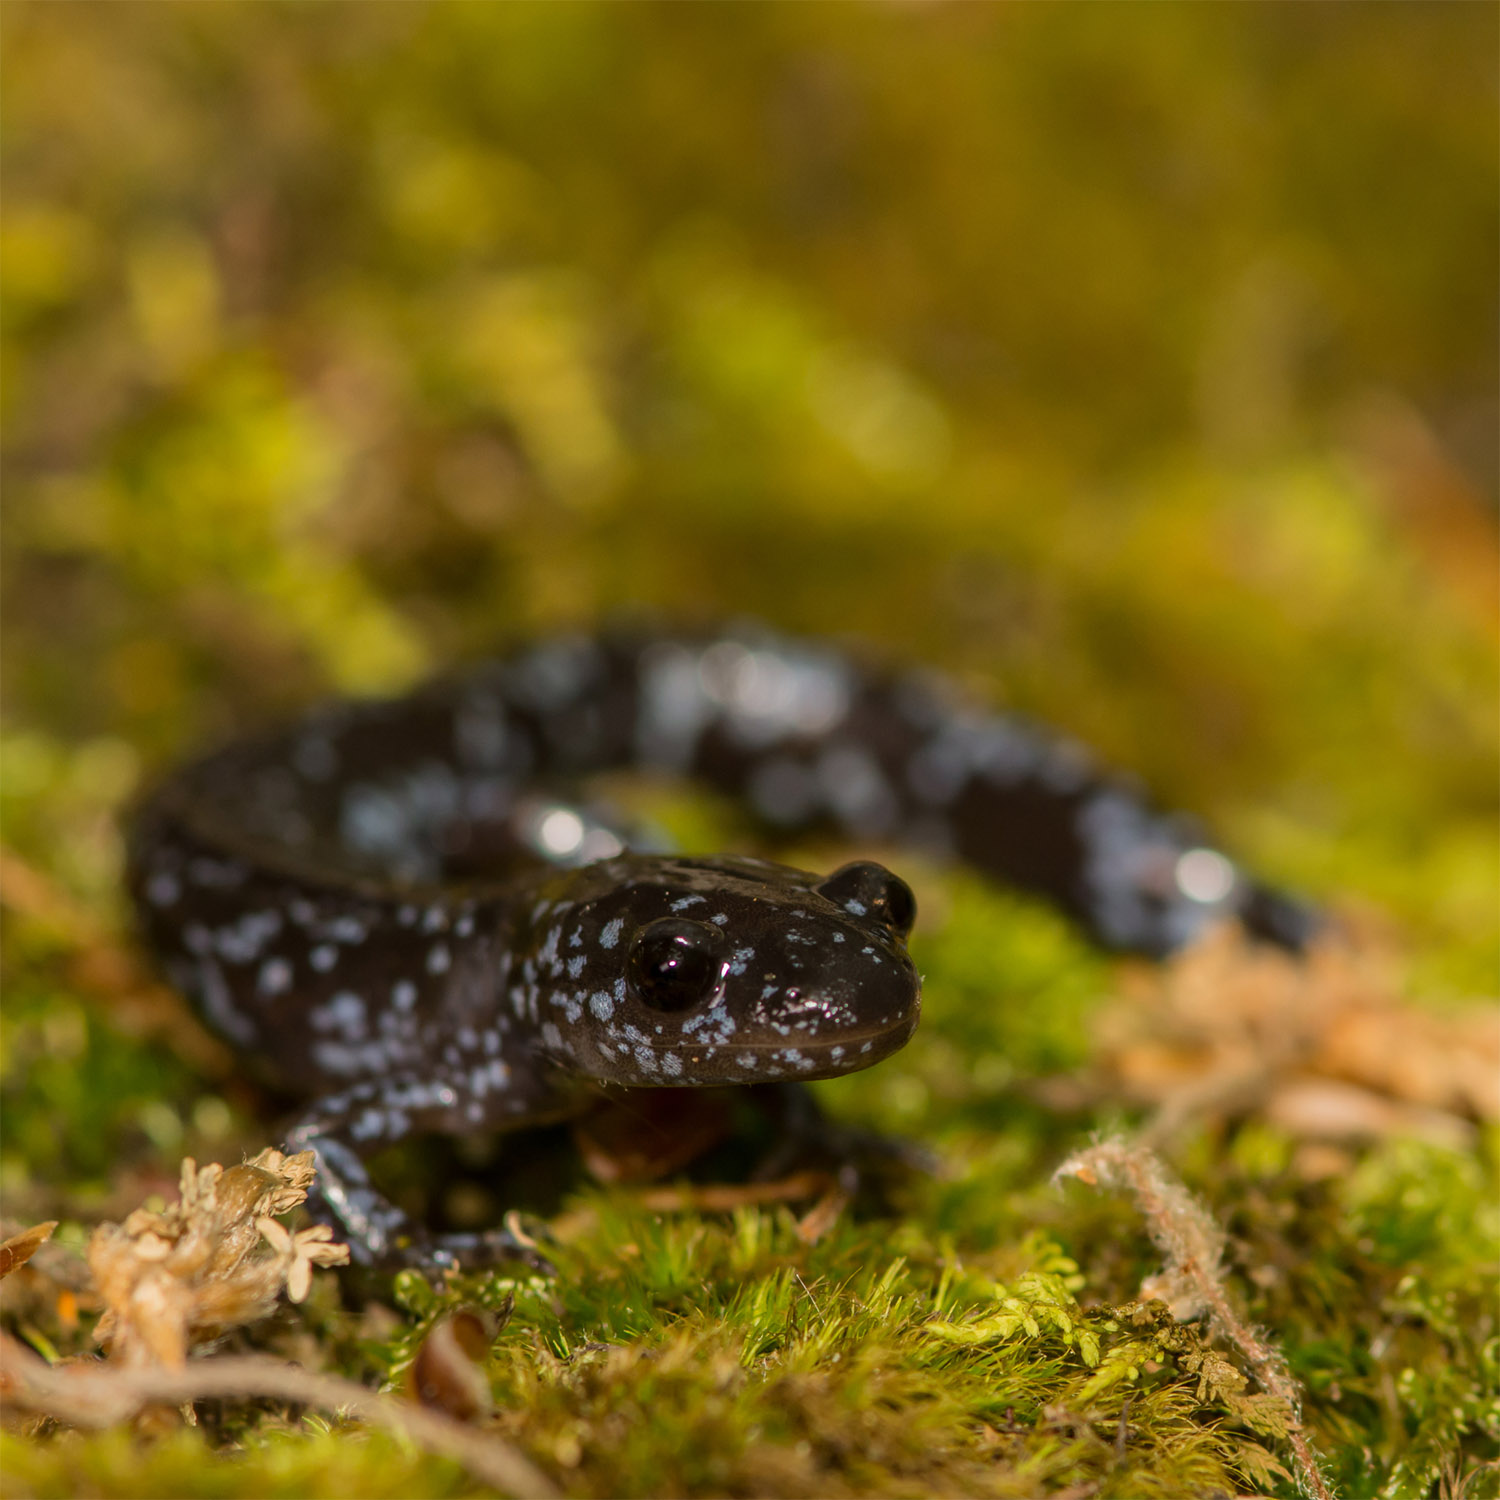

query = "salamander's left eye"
[627,919,728,1012]
[817,861,917,939]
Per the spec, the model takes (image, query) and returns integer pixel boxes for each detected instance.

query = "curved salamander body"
[128,627,1314,1268]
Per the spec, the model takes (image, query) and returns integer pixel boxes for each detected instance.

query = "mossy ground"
[3,5,1496,1496]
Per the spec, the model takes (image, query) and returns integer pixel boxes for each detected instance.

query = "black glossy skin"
[127,627,1315,1269]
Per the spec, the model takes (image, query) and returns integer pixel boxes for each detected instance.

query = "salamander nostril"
[815,861,917,939]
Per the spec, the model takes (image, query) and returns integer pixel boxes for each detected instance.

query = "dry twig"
[1056,1137,1334,1500]
[631,1169,836,1214]
[1,1336,557,1498]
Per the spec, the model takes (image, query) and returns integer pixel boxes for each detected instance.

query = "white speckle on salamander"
[670,894,707,911]
[197,959,256,1045]
[567,954,586,978]
[700,640,852,747]
[351,1107,388,1143]
[537,925,562,968]
[312,992,368,1039]
[146,871,181,907]
[427,943,451,975]
[378,1007,414,1041]
[551,991,583,1023]
[635,643,717,769]
[599,917,624,950]
[310,944,338,973]
[258,957,293,996]
[589,990,614,1021]
[312,1039,394,1076]
[392,979,418,1012]
[215,910,283,963]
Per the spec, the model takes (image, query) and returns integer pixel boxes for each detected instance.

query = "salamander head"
[518,854,921,1086]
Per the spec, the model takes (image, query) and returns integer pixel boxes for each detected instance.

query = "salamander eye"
[816,861,917,939]
[627,919,728,1012]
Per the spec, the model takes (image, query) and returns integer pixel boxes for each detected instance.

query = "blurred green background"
[3,1,1496,975]
[2,12,1497,1494]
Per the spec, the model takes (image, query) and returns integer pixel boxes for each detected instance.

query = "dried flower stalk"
[1057,1137,1334,1500]
[88,1148,349,1369]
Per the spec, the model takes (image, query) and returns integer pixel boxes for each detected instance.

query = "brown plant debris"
[88,1149,349,1370]
[1056,1137,1335,1500]
[408,1304,510,1423]
[793,1178,854,1246]
[1087,925,1497,1152]
[632,1169,837,1214]
[0,1222,57,1281]
[1,1157,556,1497]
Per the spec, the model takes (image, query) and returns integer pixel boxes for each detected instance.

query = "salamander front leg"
[748,1081,938,1194]
[284,1064,574,1274]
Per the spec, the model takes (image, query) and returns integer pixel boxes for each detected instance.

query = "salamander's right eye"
[627,919,728,1012]
[816,861,917,939]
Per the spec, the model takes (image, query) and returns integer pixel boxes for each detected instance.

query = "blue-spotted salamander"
[127,626,1315,1270]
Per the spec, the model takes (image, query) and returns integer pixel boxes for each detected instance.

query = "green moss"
[2,1426,484,1500]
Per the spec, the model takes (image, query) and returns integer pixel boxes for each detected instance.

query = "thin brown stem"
[1056,1138,1334,1500]
[1,1338,558,1499]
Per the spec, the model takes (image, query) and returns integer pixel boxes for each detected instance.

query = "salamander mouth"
[666,1008,920,1083]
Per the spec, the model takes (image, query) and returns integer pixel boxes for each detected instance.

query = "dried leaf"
[409,1309,499,1423]
[794,1183,851,1246]
[0,1222,57,1280]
